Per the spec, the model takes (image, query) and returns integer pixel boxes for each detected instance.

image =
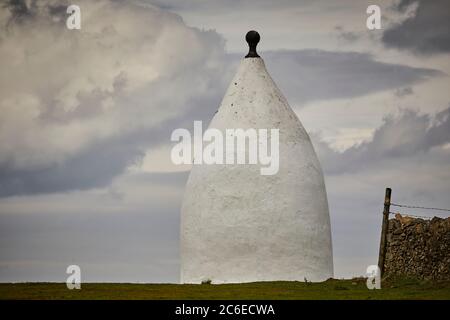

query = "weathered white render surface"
[180,56,333,284]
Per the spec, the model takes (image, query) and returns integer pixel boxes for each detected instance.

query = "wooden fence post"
[378,187,391,277]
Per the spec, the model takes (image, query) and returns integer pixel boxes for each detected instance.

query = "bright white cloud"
[0,0,227,172]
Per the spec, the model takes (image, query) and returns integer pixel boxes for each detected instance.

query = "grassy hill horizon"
[1,276,449,300]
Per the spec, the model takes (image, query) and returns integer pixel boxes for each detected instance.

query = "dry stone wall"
[384,213,450,280]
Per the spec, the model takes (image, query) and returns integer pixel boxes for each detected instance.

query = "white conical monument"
[180,31,333,283]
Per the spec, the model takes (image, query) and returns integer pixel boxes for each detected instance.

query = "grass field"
[1,277,449,300]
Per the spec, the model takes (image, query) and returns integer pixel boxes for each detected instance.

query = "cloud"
[311,106,450,277]
[0,0,229,197]
[0,1,444,198]
[1,0,448,283]
[334,26,360,43]
[263,50,442,106]
[394,87,414,97]
[382,0,450,54]
[147,0,315,12]
[312,106,450,175]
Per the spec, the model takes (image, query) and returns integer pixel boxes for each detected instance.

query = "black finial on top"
[245,30,260,58]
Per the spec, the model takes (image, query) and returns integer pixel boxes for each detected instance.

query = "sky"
[0,0,449,282]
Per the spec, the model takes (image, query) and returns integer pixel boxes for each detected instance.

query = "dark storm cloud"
[314,106,450,175]
[262,50,442,105]
[382,0,450,54]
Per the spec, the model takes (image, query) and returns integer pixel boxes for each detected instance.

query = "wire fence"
[390,203,450,212]
[388,202,450,220]
[378,188,450,276]
[389,211,435,220]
